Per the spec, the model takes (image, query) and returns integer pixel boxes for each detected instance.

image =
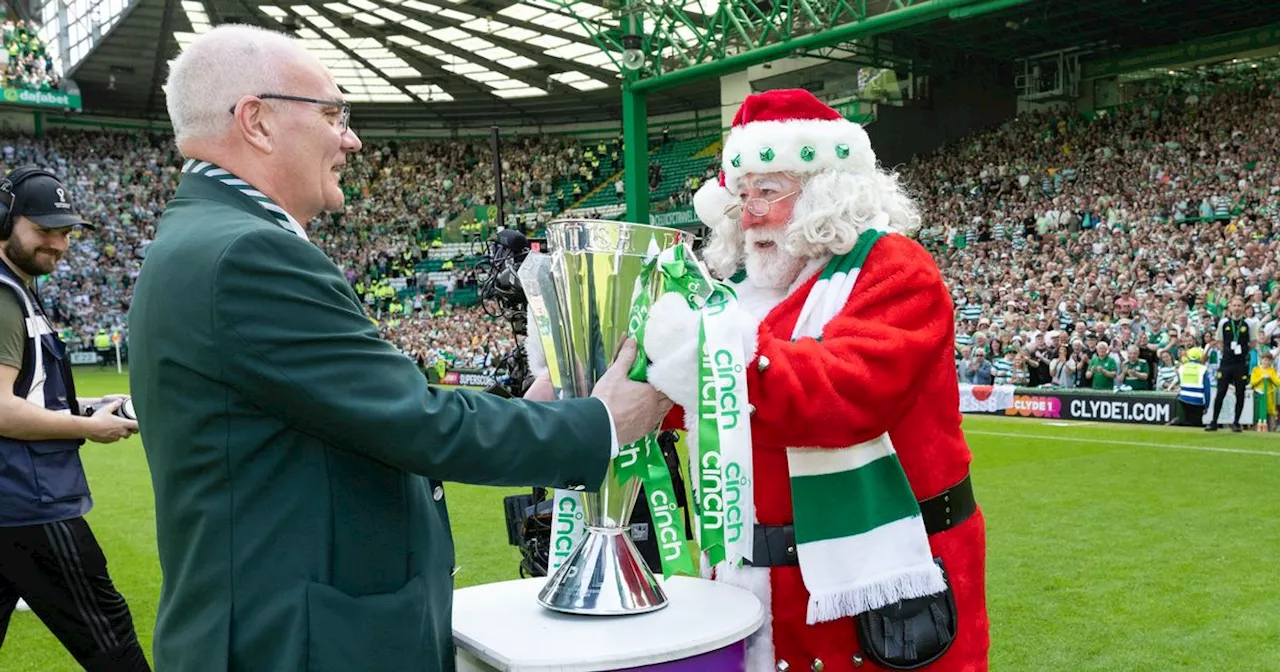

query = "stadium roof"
[51,0,723,128]
[887,0,1280,64]
[35,0,1280,129]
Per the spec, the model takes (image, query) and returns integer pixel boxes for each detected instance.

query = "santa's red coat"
[660,234,989,672]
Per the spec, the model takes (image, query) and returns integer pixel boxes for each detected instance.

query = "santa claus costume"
[642,89,989,672]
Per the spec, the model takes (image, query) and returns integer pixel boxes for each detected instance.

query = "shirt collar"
[180,159,310,241]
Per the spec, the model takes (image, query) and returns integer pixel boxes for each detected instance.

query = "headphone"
[0,166,60,239]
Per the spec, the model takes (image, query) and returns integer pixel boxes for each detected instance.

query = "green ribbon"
[695,316,726,568]
[615,245,702,579]
[622,244,740,574]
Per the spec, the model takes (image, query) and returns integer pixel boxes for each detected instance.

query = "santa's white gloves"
[641,292,758,411]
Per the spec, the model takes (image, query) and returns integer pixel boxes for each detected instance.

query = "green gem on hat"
[759,147,775,162]
[800,146,816,162]
[835,143,850,159]
[731,154,742,168]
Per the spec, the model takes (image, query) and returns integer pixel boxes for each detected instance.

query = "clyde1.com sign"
[1004,392,1174,425]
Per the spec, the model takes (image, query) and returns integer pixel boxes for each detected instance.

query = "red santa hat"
[692,88,877,226]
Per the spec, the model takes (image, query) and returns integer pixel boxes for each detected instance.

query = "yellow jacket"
[1250,366,1280,414]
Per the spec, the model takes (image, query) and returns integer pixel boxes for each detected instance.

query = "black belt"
[748,473,976,568]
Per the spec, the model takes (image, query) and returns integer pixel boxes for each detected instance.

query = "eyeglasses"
[229,93,351,131]
[724,190,798,219]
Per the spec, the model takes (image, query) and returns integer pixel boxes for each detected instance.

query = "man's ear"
[233,97,275,154]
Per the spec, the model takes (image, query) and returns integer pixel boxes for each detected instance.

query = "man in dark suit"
[127,24,670,672]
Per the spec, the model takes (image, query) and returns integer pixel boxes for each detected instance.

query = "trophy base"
[537,526,669,616]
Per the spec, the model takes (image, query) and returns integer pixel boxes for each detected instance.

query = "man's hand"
[84,399,139,444]
[591,339,673,446]
[523,376,555,402]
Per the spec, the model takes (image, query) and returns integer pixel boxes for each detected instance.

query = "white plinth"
[452,575,764,672]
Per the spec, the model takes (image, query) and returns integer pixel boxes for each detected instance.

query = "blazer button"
[757,355,771,372]
[432,485,444,501]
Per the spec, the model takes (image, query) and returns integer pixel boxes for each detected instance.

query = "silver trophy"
[519,218,694,616]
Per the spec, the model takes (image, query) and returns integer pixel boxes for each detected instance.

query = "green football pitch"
[3,368,1278,671]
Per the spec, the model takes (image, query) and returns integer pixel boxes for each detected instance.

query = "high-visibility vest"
[1178,363,1208,406]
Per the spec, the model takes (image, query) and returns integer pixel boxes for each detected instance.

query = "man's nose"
[740,209,763,231]
[343,127,363,152]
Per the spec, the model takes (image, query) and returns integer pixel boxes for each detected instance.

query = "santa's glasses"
[723,190,798,219]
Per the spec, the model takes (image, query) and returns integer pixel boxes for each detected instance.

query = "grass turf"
[3,367,1278,670]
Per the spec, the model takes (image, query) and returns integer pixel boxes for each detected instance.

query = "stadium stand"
[570,133,722,214]
[915,66,1280,391]
[2,19,58,91]
[4,64,1278,389]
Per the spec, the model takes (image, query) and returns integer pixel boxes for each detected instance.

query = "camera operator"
[0,167,149,670]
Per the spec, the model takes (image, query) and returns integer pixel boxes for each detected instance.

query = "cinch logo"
[1004,395,1062,418]
[699,348,742,430]
[722,460,745,544]
[552,496,582,564]
[704,290,730,317]
[648,489,684,561]
[617,440,641,469]
[700,450,725,531]
[628,303,648,337]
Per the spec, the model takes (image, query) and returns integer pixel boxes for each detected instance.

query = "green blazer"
[128,172,611,671]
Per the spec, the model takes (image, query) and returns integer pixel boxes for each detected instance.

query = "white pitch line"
[964,430,1280,458]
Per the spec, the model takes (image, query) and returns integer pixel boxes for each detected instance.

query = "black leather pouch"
[855,558,957,670]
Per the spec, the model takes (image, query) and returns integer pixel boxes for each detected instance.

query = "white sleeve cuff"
[597,398,620,458]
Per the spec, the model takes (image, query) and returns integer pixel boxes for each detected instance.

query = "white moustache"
[745,229,787,250]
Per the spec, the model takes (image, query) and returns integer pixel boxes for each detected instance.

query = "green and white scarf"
[181,159,310,240]
[785,229,946,624]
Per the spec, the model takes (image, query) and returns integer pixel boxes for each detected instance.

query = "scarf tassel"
[805,561,947,625]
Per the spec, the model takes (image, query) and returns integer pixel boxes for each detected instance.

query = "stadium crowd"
[3,66,1278,387]
[1,130,603,370]
[2,19,58,91]
[907,68,1280,393]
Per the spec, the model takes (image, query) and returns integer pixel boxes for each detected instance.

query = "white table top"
[452,576,764,672]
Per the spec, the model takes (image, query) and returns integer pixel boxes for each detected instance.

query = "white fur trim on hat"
[722,118,876,192]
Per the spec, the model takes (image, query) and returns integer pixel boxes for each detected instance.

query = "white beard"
[744,229,807,290]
